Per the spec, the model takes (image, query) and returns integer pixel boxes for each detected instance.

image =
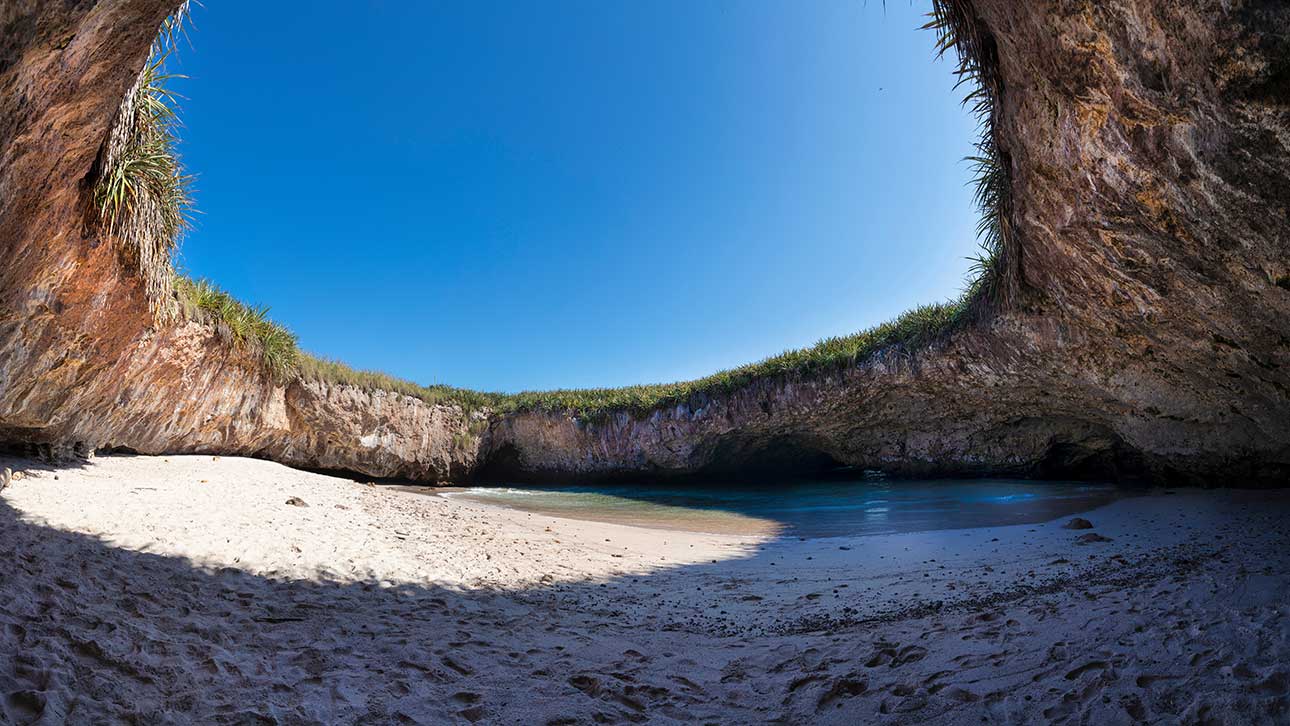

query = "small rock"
[1075,533,1112,545]
[285,496,308,507]
[0,467,10,491]
[1063,517,1094,530]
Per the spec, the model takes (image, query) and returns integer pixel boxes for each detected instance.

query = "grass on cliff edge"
[174,273,969,418]
[175,276,505,408]
[502,299,968,418]
[176,277,299,381]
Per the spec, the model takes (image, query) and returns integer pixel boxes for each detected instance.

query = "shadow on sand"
[0,476,782,724]
[3,460,1288,725]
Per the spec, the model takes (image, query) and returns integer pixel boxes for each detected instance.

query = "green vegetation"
[93,4,195,320]
[101,0,1009,423]
[175,275,967,418]
[173,278,503,407]
[926,0,1013,305]
[504,298,969,418]
[295,354,506,411]
[488,1,1011,419]
[175,277,299,380]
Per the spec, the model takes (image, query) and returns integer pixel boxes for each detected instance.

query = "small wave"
[461,487,544,497]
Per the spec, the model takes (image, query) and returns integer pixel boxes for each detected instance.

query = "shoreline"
[417,486,787,538]
[2,453,1287,723]
[406,479,1131,540]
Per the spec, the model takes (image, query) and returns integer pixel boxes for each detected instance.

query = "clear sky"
[170,0,979,393]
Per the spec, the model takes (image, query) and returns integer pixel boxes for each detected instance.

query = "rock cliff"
[2,0,1287,485]
[488,0,1290,486]
[0,0,481,480]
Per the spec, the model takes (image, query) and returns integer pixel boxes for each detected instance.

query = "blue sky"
[171,1,979,393]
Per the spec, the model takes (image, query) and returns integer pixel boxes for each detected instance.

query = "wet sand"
[2,454,1288,723]
[406,486,785,537]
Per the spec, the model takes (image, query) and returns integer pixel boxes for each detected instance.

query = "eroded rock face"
[0,1,481,480]
[484,0,1290,486]
[1,0,1288,485]
[0,312,484,480]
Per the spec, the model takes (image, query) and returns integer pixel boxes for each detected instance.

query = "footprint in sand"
[815,674,868,711]
[1065,661,1108,680]
[1134,674,1182,688]
[865,644,928,668]
[451,691,482,704]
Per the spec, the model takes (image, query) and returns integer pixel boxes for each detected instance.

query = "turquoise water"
[444,478,1122,538]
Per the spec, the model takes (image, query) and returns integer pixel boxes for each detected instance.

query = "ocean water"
[440,478,1123,538]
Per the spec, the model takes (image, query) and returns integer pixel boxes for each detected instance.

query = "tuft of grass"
[174,275,506,410]
[94,3,196,321]
[926,0,1015,308]
[175,276,299,380]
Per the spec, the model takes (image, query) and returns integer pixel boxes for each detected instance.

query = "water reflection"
[441,479,1123,539]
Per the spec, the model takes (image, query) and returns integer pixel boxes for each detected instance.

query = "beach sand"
[1,454,1287,724]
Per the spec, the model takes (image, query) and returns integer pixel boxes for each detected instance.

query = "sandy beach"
[1,454,1287,724]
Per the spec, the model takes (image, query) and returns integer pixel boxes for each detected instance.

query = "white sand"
[1,454,1287,724]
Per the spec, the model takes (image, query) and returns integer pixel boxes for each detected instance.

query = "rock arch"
[1,0,1287,484]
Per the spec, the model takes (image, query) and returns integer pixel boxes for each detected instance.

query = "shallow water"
[440,478,1123,538]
